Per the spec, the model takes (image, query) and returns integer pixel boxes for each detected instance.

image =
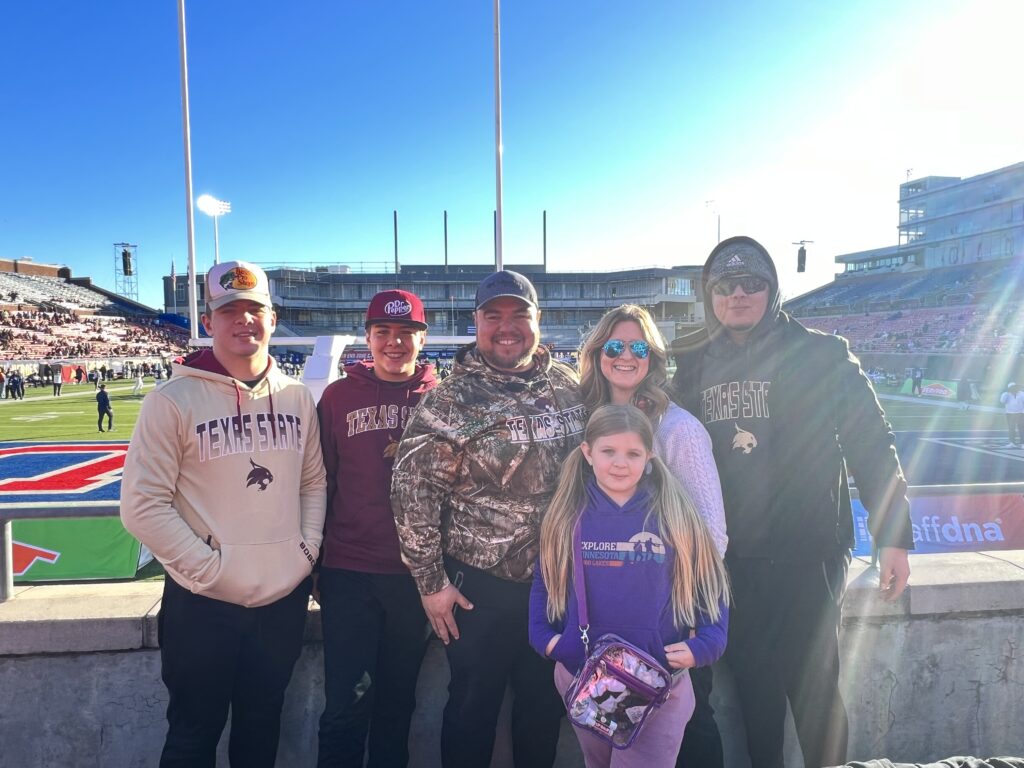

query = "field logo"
[12,541,60,576]
[0,442,128,499]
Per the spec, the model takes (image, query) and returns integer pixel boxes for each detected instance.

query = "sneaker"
[98,429,105,433]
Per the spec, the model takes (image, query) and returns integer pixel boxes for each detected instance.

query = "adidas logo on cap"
[725,254,746,268]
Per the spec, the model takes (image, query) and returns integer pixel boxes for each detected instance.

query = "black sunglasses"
[711,276,769,296]
[602,339,650,359]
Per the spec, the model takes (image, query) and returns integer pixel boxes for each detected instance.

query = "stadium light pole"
[493,0,504,271]
[177,0,199,339]
[196,194,232,265]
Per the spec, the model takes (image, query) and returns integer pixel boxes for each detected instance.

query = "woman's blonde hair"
[539,404,729,629]
[579,304,670,422]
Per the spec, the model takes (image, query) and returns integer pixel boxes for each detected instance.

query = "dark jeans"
[725,555,850,768]
[98,407,113,431]
[317,567,429,768]
[157,574,311,768]
[675,664,723,767]
[441,559,564,768]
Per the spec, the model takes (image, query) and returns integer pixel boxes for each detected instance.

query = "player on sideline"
[121,260,327,768]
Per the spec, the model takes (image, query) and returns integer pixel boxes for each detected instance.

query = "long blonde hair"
[579,304,670,422]
[539,404,730,629]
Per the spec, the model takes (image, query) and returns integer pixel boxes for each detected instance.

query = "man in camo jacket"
[392,270,585,768]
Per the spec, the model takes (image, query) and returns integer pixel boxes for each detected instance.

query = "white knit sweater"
[655,402,729,556]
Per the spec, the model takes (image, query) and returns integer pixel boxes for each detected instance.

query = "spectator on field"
[1000,382,1024,448]
[911,368,923,396]
[132,371,145,397]
[96,383,114,432]
[391,270,585,767]
[315,290,437,767]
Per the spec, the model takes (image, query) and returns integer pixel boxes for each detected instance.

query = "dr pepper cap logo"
[474,269,538,311]
[365,289,428,330]
[206,261,273,311]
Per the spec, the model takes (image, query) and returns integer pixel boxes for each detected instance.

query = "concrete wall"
[2,553,1023,767]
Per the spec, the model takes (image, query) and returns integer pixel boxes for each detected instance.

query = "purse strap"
[572,518,591,655]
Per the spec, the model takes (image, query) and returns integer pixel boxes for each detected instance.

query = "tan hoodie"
[121,358,327,607]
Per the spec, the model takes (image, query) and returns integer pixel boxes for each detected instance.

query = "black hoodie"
[672,237,913,559]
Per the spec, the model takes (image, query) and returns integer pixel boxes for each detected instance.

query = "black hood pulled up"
[700,235,782,342]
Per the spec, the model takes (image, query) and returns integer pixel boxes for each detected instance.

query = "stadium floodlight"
[196,194,232,265]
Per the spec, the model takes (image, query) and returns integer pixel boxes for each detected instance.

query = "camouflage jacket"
[391,344,585,594]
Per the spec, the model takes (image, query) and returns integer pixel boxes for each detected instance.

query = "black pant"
[53,381,62,396]
[440,560,564,768]
[98,407,113,431]
[317,568,429,768]
[725,555,850,768]
[675,664,723,767]
[157,574,311,768]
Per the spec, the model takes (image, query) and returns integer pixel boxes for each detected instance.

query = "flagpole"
[171,259,178,316]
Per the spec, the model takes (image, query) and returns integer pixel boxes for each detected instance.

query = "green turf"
[0,379,152,441]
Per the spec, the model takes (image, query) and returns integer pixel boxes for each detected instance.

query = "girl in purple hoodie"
[530,404,730,768]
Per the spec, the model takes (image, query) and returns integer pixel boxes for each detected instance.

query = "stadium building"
[785,161,1024,385]
[835,161,1024,276]
[166,262,706,348]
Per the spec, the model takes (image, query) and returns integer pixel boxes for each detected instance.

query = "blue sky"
[3,0,1022,310]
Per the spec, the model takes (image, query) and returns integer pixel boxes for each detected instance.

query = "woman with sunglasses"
[578,304,728,766]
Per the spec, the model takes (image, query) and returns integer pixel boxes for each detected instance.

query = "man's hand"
[421,583,473,644]
[664,641,696,670]
[877,547,910,601]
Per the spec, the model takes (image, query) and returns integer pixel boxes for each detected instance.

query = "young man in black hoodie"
[316,289,436,768]
[671,237,914,768]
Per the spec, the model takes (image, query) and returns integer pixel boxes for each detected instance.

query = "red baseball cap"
[365,289,428,330]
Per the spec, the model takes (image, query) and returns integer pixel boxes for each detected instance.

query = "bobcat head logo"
[383,439,399,459]
[246,458,274,491]
[732,424,757,454]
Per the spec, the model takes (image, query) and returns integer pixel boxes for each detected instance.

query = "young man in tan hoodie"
[121,261,327,767]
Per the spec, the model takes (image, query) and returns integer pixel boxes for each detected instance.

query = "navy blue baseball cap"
[475,270,538,311]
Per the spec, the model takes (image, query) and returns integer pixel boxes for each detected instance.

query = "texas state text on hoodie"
[120,351,327,608]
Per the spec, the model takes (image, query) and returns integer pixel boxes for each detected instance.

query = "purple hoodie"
[318,360,437,573]
[529,478,728,674]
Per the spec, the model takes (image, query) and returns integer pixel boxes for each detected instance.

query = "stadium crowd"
[0,310,189,361]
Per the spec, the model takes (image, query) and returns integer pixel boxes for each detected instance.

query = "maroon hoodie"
[317,360,437,573]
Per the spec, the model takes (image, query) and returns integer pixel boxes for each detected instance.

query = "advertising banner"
[900,378,958,400]
[853,493,1024,556]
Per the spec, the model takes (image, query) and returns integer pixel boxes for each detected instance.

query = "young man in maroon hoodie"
[316,289,437,767]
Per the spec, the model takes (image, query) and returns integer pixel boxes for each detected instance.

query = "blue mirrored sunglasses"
[602,339,650,359]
